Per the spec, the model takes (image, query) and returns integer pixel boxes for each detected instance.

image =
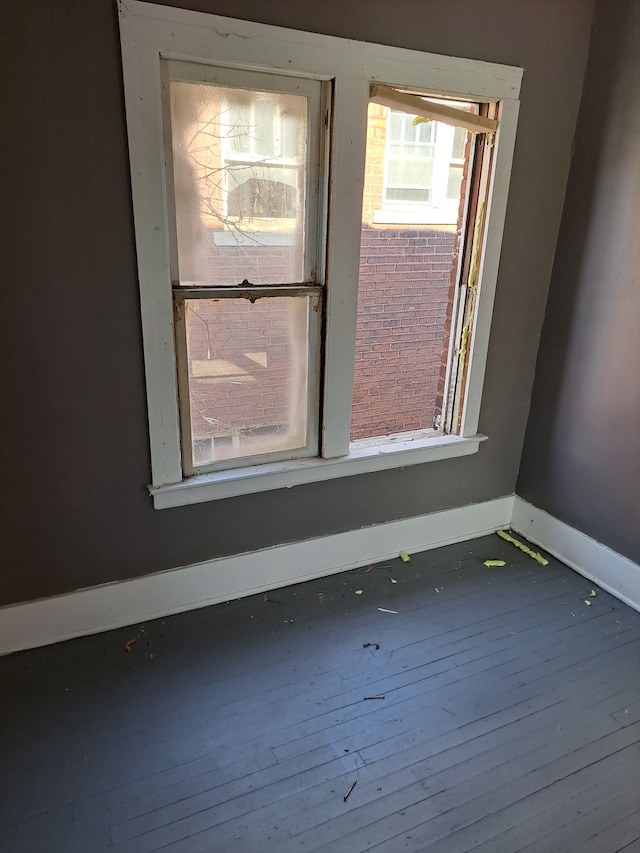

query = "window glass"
[170,81,308,286]
[452,125,467,159]
[183,296,310,467]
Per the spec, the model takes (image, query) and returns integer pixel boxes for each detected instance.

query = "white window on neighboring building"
[384,111,436,206]
[118,0,522,508]
[447,125,468,201]
[221,91,304,225]
[378,107,474,225]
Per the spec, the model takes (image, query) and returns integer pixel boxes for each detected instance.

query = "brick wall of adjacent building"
[352,225,457,440]
[185,294,297,442]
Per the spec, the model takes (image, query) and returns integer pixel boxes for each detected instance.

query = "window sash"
[174,286,323,475]
[164,64,327,473]
[164,60,326,288]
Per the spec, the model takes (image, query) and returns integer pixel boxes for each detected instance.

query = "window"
[383,111,467,212]
[377,103,476,225]
[447,126,468,200]
[384,111,436,205]
[118,1,522,507]
[218,87,305,226]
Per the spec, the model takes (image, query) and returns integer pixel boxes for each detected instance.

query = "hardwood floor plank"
[399,741,640,853]
[514,777,640,853]
[273,719,640,853]
[566,806,640,853]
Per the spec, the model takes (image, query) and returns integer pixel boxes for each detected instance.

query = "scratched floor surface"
[1,533,639,852]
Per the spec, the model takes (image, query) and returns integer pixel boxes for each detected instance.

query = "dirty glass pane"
[170,82,308,286]
[184,296,309,466]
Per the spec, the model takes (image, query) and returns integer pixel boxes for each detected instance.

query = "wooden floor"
[1,533,640,852]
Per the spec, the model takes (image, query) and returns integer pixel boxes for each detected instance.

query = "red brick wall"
[351,226,457,440]
[186,295,298,442]
[361,103,387,225]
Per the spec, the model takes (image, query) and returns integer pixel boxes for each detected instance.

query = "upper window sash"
[164,61,327,288]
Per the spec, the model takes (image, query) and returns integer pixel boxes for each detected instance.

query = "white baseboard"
[4,494,636,656]
[512,496,640,614]
[0,495,514,655]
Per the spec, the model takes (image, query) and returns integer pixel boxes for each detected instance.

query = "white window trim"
[118,0,522,508]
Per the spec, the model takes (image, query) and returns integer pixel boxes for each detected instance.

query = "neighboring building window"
[380,109,473,224]
[384,111,436,205]
[447,125,468,200]
[222,95,303,221]
[168,67,323,473]
[118,1,521,507]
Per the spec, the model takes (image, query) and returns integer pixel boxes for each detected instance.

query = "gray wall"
[518,0,640,565]
[1,0,593,606]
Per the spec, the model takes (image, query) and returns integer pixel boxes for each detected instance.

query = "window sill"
[150,433,486,508]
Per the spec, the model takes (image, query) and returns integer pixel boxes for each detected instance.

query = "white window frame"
[118,0,522,509]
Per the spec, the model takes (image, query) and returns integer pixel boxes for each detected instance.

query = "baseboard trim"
[512,497,640,614]
[0,495,514,655]
[5,495,636,656]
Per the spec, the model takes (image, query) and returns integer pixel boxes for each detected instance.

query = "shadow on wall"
[517,0,640,561]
